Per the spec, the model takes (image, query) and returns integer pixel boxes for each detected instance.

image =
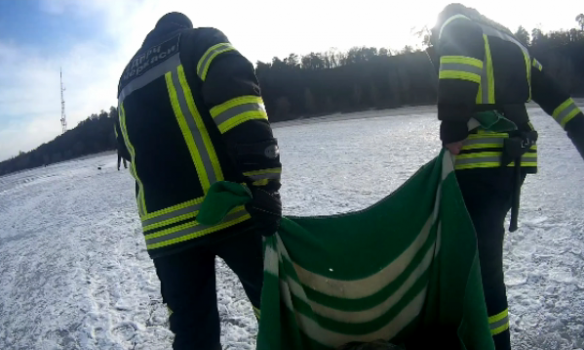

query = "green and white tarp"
[198,150,495,350]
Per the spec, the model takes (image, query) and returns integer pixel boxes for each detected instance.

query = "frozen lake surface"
[1,105,583,349]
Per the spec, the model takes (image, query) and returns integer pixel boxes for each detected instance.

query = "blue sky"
[0,1,110,54]
[0,0,581,161]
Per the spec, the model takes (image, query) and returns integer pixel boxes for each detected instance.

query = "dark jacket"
[431,5,584,167]
[116,13,281,258]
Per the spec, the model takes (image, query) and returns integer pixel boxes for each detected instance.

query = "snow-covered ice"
[1,105,583,349]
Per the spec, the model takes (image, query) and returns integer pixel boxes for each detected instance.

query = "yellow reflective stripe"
[476,35,495,104]
[245,168,282,184]
[532,58,543,71]
[491,322,509,336]
[143,211,199,232]
[167,306,173,317]
[197,43,236,81]
[178,65,224,183]
[252,179,270,186]
[456,159,537,170]
[457,152,502,160]
[553,98,581,128]
[456,151,537,170]
[439,56,482,83]
[244,168,282,176]
[439,14,471,39]
[146,218,198,240]
[145,206,246,241]
[455,152,502,170]
[489,309,510,335]
[471,131,509,137]
[114,124,118,138]
[119,103,147,217]
[440,56,483,68]
[218,112,268,134]
[462,135,506,150]
[253,306,261,320]
[484,35,495,104]
[243,168,282,177]
[553,99,573,119]
[142,200,203,230]
[462,143,504,150]
[142,197,204,221]
[439,70,481,83]
[456,162,501,170]
[489,308,508,323]
[210,96,264,117]
[166,71,211,191]
[210,96,268,134]
[146,208,251,250]
[561,108,580,128]
[513,153,538,167]
[524,52,532,101]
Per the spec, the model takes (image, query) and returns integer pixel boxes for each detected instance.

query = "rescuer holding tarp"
[115,12,282,350]
[427,3,584,349]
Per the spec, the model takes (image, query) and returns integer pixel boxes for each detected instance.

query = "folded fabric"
[199,150,495,350]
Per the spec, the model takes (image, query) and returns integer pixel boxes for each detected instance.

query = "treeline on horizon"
[1,18,584,177]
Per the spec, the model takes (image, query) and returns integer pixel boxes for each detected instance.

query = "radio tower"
[60,68,68,133]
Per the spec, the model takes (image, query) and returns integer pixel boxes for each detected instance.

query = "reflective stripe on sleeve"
[243,168,282,182]
[439,56,483,84]
[553,98,581,128]
[210,96,268,133]
[489,309,510,336]
[532,58,543,71]
[197,43,236,81]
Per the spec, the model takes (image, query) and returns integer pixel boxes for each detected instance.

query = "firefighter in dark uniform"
[428,4,584,349]
[113,115,129,170]
[115,12,282,350]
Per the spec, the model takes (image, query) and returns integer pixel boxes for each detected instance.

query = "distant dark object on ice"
[97,167,102,170]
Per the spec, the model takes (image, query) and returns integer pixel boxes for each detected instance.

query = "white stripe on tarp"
[278,282,428,348]
[264,243,280,276]
[306,240,434,323]
[292,215,435,299]
[434,222,442,258]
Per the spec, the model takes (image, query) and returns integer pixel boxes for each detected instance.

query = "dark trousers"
[457,168,525,350]
[153,231,264,350]
[117,153,127,170]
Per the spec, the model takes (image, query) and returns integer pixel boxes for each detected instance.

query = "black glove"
[565,114,584,160]
[440,120,469,144]
[246,186,282,237]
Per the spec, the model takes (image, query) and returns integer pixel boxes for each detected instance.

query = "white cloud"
[0,0,580,161]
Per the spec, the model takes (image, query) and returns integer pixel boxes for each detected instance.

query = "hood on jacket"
[142,12,193,47]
